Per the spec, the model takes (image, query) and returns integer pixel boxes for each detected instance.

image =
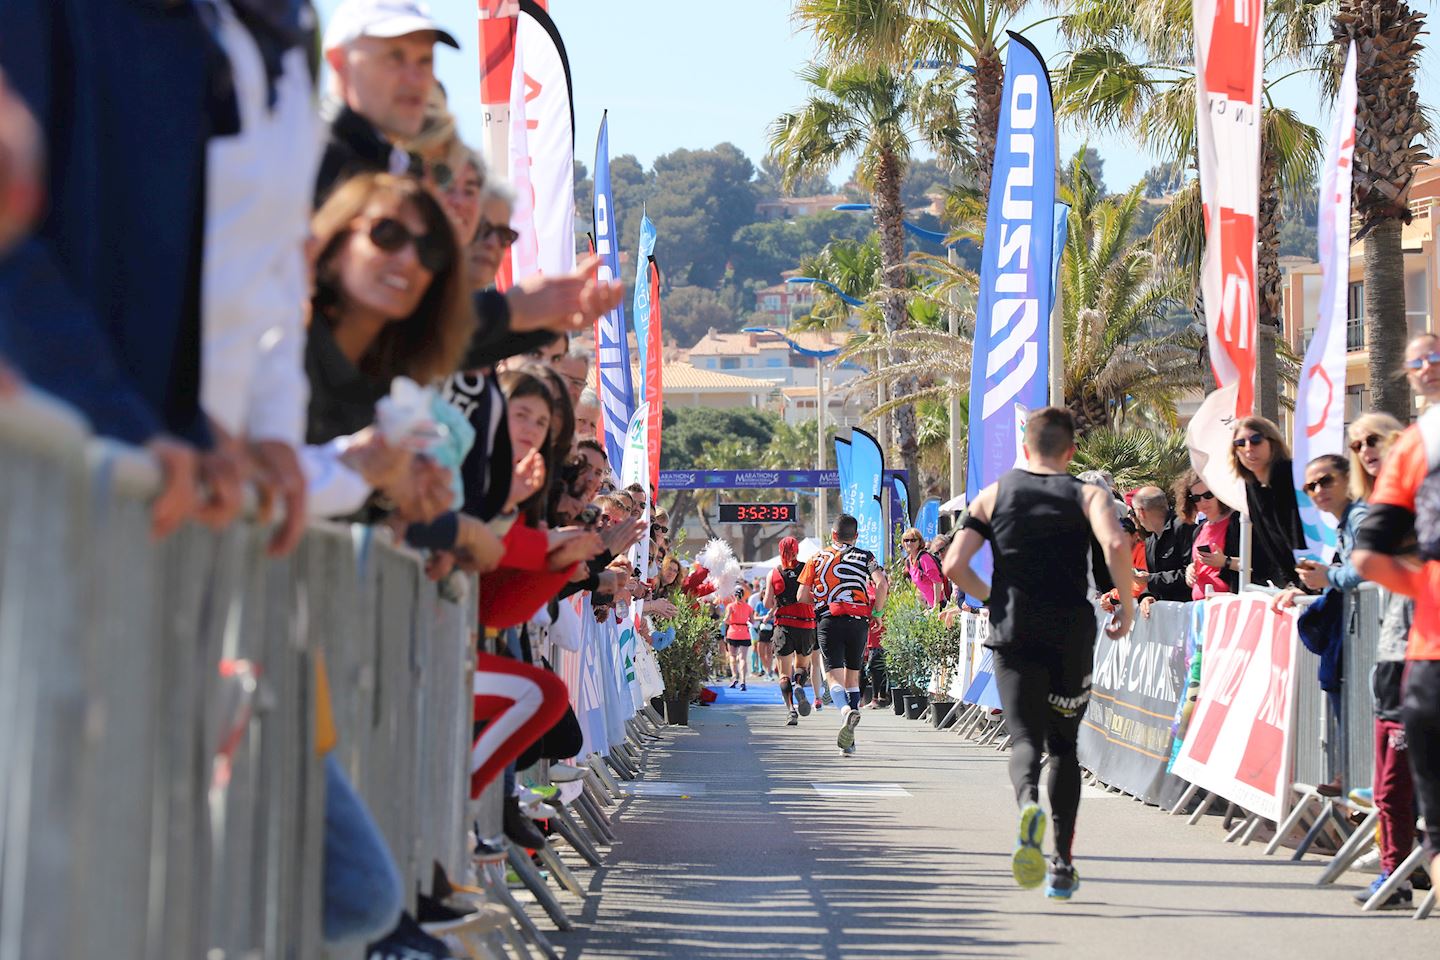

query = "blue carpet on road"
[706,680,784,705]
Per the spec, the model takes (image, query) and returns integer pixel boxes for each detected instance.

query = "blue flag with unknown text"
[850,428,885,561]
[594,113,635,477]
[835,437,854,516]
[632,211,657,400]
[917,498,941,542]
[963,33,1059,596]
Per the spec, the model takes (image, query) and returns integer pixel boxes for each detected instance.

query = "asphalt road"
[549,683,1429,960]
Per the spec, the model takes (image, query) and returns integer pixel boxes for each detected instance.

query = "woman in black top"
[1230,415,1305,588]
[305,173,474,445]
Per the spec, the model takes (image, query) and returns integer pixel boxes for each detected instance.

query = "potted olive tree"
[656,599,718,725]
[879,586,929,720]
[922,612,965,728]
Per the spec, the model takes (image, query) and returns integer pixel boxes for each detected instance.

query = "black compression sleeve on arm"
[961,514,994,542]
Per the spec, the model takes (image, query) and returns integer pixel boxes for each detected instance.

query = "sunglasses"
[1185,490,1215,505]
[366,217,451,273]
[476,221,520,248]
[902,537,919,543]
[1404,352,1440,370]
[1232,433,1268,449]
[1349,433,1384,453]
[1304,473,1339,494]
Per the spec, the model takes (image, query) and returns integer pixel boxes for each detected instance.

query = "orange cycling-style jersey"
[800,543,881,618]
[1355,412,1440,660]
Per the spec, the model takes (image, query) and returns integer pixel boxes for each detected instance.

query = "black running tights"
[1402,660,1440,860]
[991,640,1094,863]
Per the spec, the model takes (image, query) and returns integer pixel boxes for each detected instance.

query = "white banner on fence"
[1171,593,1300,822]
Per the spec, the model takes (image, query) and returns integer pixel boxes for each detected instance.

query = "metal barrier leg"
[1292,801,1349,860]
[586,755,621,798]
[1225,812,1258,843]
[1170,783,1201,816]
[546,802,602,868]
[1239,816,1270,845]
[1187,791,1218,826]
[534,842,586,899]
[1414,887,1436,920]
[1267,788,1320,855]
[477,856,559,960]
[643,703,666,728]
[1316,809,1378,885]
[1363,844,1427,911]
[577,790,617,844]
[506,844,573,930]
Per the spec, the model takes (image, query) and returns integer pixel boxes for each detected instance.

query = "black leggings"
[991,638,1094,863]
[1402,660,1440,860]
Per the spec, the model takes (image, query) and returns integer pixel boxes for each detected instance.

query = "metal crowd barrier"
[0,390,472,960]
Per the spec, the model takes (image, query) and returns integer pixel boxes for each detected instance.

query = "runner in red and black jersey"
[799,514,888,754]
[1354,332,1440,890]
[763,536,817,726]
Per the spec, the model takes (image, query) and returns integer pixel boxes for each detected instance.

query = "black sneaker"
[795,691,811,717]
[367,911,454,959]
[729,679,738,688]
[1045,858,1080,901]
[502,795,547,849]
[786,710,799,726]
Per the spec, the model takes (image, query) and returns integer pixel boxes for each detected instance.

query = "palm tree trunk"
[973,53,1004,196]
[1364,218,1410,419]
[1256,145,1282,423]
[872,150,920,499]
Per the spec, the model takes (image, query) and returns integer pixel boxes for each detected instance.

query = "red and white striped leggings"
[470,652,569,798]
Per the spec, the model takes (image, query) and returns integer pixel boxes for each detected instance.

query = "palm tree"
[794,0,1027,197]
[1071,426,1192,491]
[1332,1,1431,419]
[846,151,1204,446]
[1054,151,1206,431]
[770,62,965,496]
[1056,0,1323,421]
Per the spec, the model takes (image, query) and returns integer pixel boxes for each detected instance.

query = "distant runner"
[944,407,1133,900]
[800,514,888,755]
[724,586,753,692]
[764,536,817,726]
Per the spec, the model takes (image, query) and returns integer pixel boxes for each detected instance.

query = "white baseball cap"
[322,0,460,51]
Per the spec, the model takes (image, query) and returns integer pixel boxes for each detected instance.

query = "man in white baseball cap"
[316,0,459,201]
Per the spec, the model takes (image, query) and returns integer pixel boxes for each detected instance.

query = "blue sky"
[315,0,1440,193]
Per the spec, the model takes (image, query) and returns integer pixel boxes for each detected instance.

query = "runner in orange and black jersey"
[799,514,888,755]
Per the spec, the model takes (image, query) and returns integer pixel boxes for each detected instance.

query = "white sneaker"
[549,763,587,783]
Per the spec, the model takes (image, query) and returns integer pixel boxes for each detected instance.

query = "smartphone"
[577,504,601,529]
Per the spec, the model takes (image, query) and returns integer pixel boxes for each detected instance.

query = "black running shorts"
[757,624,775,646]
[727,637,752,649]
[774,623,816,658]
[817,615,869,671]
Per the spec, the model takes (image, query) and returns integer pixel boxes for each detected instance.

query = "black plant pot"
[904,694,930,720]
[930,701,956,728]
[665,697,690,726]
[650,696,666,716]
[891,692,907,716]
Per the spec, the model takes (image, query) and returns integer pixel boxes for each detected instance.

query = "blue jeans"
[323,755,404,944]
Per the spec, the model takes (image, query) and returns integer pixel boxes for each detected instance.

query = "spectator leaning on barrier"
[0,0,258,538]
[316,0,457,202]
[199,0,321,557]
[1353,333,1440,893]
[1275,455,1367,610]
[1132,483,1196,602]
[1337,411,1415,908]
[1231,415,1307,588]
[1176,469,1241,602]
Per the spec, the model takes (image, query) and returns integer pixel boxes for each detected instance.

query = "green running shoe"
[1011,803,1048,889]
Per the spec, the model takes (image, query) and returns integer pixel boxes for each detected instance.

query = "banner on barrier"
[1078,602,1190,805]
[1172,593,1300,821]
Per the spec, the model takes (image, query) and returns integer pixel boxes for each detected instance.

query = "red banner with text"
[1172,593,1299,821]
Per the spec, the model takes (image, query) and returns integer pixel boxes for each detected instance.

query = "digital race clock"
[718,503,798,524]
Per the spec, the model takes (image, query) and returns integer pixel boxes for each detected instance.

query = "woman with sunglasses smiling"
[305,172,474,444]
[1347,412,1405,501]
[1229,415,1306,588]
[1273,455,1365,610]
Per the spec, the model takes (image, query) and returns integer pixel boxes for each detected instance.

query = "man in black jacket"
[1132,485,1196,602]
